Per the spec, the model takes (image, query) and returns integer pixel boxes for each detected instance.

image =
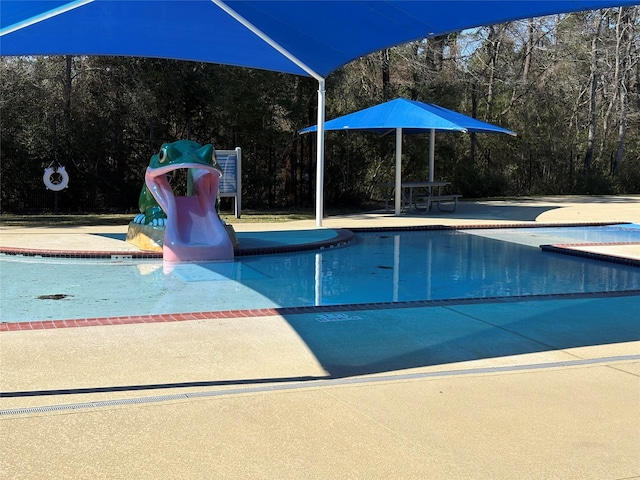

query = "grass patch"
[0,210,316,227]
[0,202,387,227]
[0,214,134,227]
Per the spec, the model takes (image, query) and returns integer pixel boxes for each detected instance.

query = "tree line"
[1,7,638,214]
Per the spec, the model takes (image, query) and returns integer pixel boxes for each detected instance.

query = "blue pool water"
[529,224,640,242]
[1,228,639,323]
[463,224,640,247]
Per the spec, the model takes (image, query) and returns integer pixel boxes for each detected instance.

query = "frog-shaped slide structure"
[128,140,234,262]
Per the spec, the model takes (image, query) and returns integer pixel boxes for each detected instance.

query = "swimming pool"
[1,227,639,323]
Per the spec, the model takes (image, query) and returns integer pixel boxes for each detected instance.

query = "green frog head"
[149,139,221,174]
[134,139,222,226]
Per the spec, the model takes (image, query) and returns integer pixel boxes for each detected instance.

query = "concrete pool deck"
[1,195,639,479]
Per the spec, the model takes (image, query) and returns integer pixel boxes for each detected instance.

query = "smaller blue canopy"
[300,98,516,216]
[299,98,516,135]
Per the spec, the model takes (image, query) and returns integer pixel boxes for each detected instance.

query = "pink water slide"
[145,165,234,263]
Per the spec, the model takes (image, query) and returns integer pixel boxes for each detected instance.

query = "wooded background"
[1,7,638,214]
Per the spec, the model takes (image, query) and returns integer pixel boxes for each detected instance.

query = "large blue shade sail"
[1,1,637,78]
[299,99,517,135]
[1,0,635,225]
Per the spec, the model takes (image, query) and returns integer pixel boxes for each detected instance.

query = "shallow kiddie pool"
[1,225,639,324]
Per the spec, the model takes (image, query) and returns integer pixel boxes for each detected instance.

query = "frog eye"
[158,146,168,163]
[157,144,181,164]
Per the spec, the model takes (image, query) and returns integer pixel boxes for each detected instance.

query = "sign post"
[216,147,242,218]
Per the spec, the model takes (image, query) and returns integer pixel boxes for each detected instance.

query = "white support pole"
[235,146,242,218]
[428,128,435,183]
[315,79,326,227]
[394,128,402,216]
[0,0,93,36]
[211,0,328,228]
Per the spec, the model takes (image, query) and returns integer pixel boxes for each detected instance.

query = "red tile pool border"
[2,290,639,332]
[351,221,627,233]
[0,228,355,259]
[541,243,640,267]
[0,247,162,259]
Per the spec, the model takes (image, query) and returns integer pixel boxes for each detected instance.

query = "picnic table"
[380,181,461,213]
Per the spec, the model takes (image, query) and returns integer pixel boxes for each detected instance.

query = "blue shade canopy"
[299,98,517,135]
[300,98,517,216]
[1,1,638,78]
[2,0,635,225]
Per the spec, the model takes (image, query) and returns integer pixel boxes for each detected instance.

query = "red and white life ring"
[43,166,69,191]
